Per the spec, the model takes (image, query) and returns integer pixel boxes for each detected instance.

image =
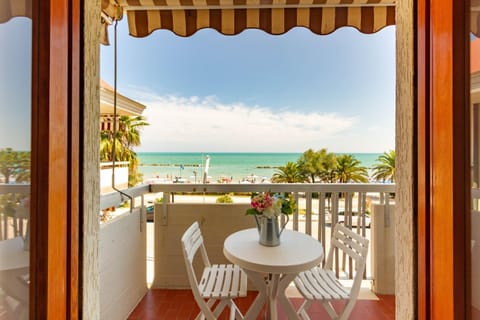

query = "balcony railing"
[0,184,30,241]
[0,182,396,319]
[150,183,394,235]
[149,183,395,280]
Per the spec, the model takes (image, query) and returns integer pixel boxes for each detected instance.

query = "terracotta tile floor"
[128,289,395,319]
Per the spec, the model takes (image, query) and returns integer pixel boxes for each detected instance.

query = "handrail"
[149,182,396,194]
[100,184,150,210]
[100,161,130,167]
[0,184,30,194]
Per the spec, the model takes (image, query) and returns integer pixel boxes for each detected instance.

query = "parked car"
[146,201,154,222]
[324,211,371,228]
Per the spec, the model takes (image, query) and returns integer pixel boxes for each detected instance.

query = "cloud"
[131,90,357,152]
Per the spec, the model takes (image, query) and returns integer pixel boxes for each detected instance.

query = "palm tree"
[317,151,337,183]
[100,116,149,160]
[271,162,306,183]
[14,152,31,183]
[116,116,148,150]
[296,149,318,182]
[0,148,30,183]
[335,154,369,183]
[372,150,396,182]
[297,148,337,183]
[100,115,149,186]
[0,148,30,218]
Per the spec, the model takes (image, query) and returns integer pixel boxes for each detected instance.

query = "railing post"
[293,192,299,231]
[345,191,352,228]
[319,192,326,246]
[384,192,391,227]
[140,194,144,232]
[331,192,339,277]
[344,192,353,278]
[131,195,136,209]
[1,214,5,240]
[332,192,339,226]
[161,192,170,226]
[360,192,367,237]
[305,192,312,235]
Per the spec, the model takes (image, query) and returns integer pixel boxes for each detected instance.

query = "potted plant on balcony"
[246,192,296,247]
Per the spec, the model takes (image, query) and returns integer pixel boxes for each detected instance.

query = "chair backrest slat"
[181,222,203,278]
[331,234,367,263]
[326,224,369,271]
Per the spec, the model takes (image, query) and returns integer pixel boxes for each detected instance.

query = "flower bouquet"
[246,192,296,217]
[246,192,296,246]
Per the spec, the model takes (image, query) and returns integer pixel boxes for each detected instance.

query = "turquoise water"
[137,152,382,183]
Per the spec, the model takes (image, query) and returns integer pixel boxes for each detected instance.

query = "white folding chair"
[181,221,247,320]
[294,223,369,320]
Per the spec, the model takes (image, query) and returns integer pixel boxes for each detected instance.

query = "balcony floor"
[128,289,395,319]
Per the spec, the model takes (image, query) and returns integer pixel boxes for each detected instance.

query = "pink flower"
[251,192,274,213]
[247,192,295,217]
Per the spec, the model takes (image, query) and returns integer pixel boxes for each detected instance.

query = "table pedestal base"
[242,270,299,320]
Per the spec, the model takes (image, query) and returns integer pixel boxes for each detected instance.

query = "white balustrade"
[98,182,396,282]
[0,184,30,240]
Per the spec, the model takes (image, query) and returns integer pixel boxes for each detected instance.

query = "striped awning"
[0,0,31,24]
[102,0,395,38]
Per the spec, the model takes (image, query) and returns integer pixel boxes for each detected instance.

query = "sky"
[0,17,395,153]
[0,18,31,151]
[100,20,396,153]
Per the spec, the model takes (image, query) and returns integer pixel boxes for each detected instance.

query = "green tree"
[372,150,396,182]
[317,151,337,183]
[0,148,30,183]
[100,115,149,187]
[297,149,319,182]
[335,154,369,183]
[271,162,306,183]
[296,148,337,183]
[216,193,234,203]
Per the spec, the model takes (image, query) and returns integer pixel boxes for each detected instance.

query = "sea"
[137,152,382,183]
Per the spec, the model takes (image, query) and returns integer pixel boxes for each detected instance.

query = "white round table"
[224,228,323,320]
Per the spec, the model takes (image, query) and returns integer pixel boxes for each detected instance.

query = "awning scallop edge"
[0,0,31,24]
[103,0,396,39]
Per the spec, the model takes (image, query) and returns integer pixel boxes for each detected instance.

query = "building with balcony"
[99,80,146,194]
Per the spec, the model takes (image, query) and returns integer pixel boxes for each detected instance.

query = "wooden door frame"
[417,0,470,319]
[26,0,474,317]
[30,0,81,318]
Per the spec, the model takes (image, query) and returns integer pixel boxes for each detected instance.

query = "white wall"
[100,166,129,194]
[371,204,396,295]
[99,209,147,319]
